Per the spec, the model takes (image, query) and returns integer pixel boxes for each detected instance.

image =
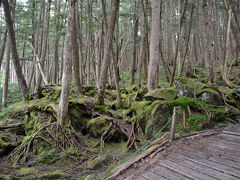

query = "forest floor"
[0,66,240,179]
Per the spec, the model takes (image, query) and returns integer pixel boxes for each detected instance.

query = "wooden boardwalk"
[116,124,240,180]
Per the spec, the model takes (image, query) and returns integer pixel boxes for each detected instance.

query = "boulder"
[145,103,170,139]
[86,116,112,138]
[131,101,170,139]
[144,87,178,101]
[197,89,223,106]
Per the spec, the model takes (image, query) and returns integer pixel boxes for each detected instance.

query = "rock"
[87,154,112,170]
[131,101,170,139]
[86,116,112,138]
[144,88,178,101]
[145,103,170,139]
[176,78,205,98]
[197,90,223,106]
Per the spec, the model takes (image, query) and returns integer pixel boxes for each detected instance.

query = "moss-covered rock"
[131,100,170,139]
[87,154,112,170]
[86,116,112,138]
[144,87,178,101]
[197,90,223,106]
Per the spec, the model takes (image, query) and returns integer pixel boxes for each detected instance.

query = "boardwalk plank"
[159,159,216,180]
[218,133,240,143]
[209,142,240,155]
[203,146,240,163]
[169,154,239,180]
[140,170,166,180]
[151,165,190,180]
[135,176,147,180]
[188,150,240,169]
[178,152,240,178]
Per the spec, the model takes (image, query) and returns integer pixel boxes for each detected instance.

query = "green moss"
[36,149,61,165]
[144,87,178,101]
[17,167,37,176]
[94,102,109,113]
[168,97,199,111]
[131,101,152,113]
[87,154,112,170]
[38,170,65,179]
[85,89,97,97]
[186,114,208,131]
[20,136,31,148]
[86,116,112,137]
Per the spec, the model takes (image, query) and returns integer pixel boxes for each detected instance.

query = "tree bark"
[2,38,11,107]
[59,0,75,126]
[52,0,61,84]
[2,0,29,101]
[0,29,7,69]
[72,2,82,93]
[131,0,138,85]
[97,0,120,104]
[35,0,51,94]
[169,0,187,87]
[221,8,234,88]
[148,0,162,91]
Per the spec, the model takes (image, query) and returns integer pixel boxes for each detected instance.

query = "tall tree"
[2,0,29,101]
[35,0,51,94]
[59,0,75,126]
[148,0,162,91]
[97,0,120,104]
[131,0,138,85]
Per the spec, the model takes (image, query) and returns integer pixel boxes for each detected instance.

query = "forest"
[0,0,240,179]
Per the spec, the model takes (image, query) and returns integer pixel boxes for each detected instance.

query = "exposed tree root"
[94,119,142,151]
[9,122,84,164]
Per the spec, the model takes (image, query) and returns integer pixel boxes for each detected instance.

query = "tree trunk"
[0,29,7,69]
[169,0,187,87]
[2,38,10,107]
[35,0,51,94]
[27,0,45,90]
[2,0,29,101]
[52,0,61,84]
[97,0,120,104]
[221,8,234,88]
[58,0,75,126]
[131,0,138,85]
[72,2,82,93]
[148,0,162,91]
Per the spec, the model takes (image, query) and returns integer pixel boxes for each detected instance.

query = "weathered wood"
[116,125,240,180]
[141,170,166,180]
[169,154,239,180]
[204,146,240,162]
[222,130,240,137]
[186,149,240,170]
[177,152,240,178]
[170,107,178,141]
[135,176,147,180]
[151,165,191,180]
[159,159,216,180]
[209,141,240,152]
[209,143,240,157]
[218,133,240,143]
